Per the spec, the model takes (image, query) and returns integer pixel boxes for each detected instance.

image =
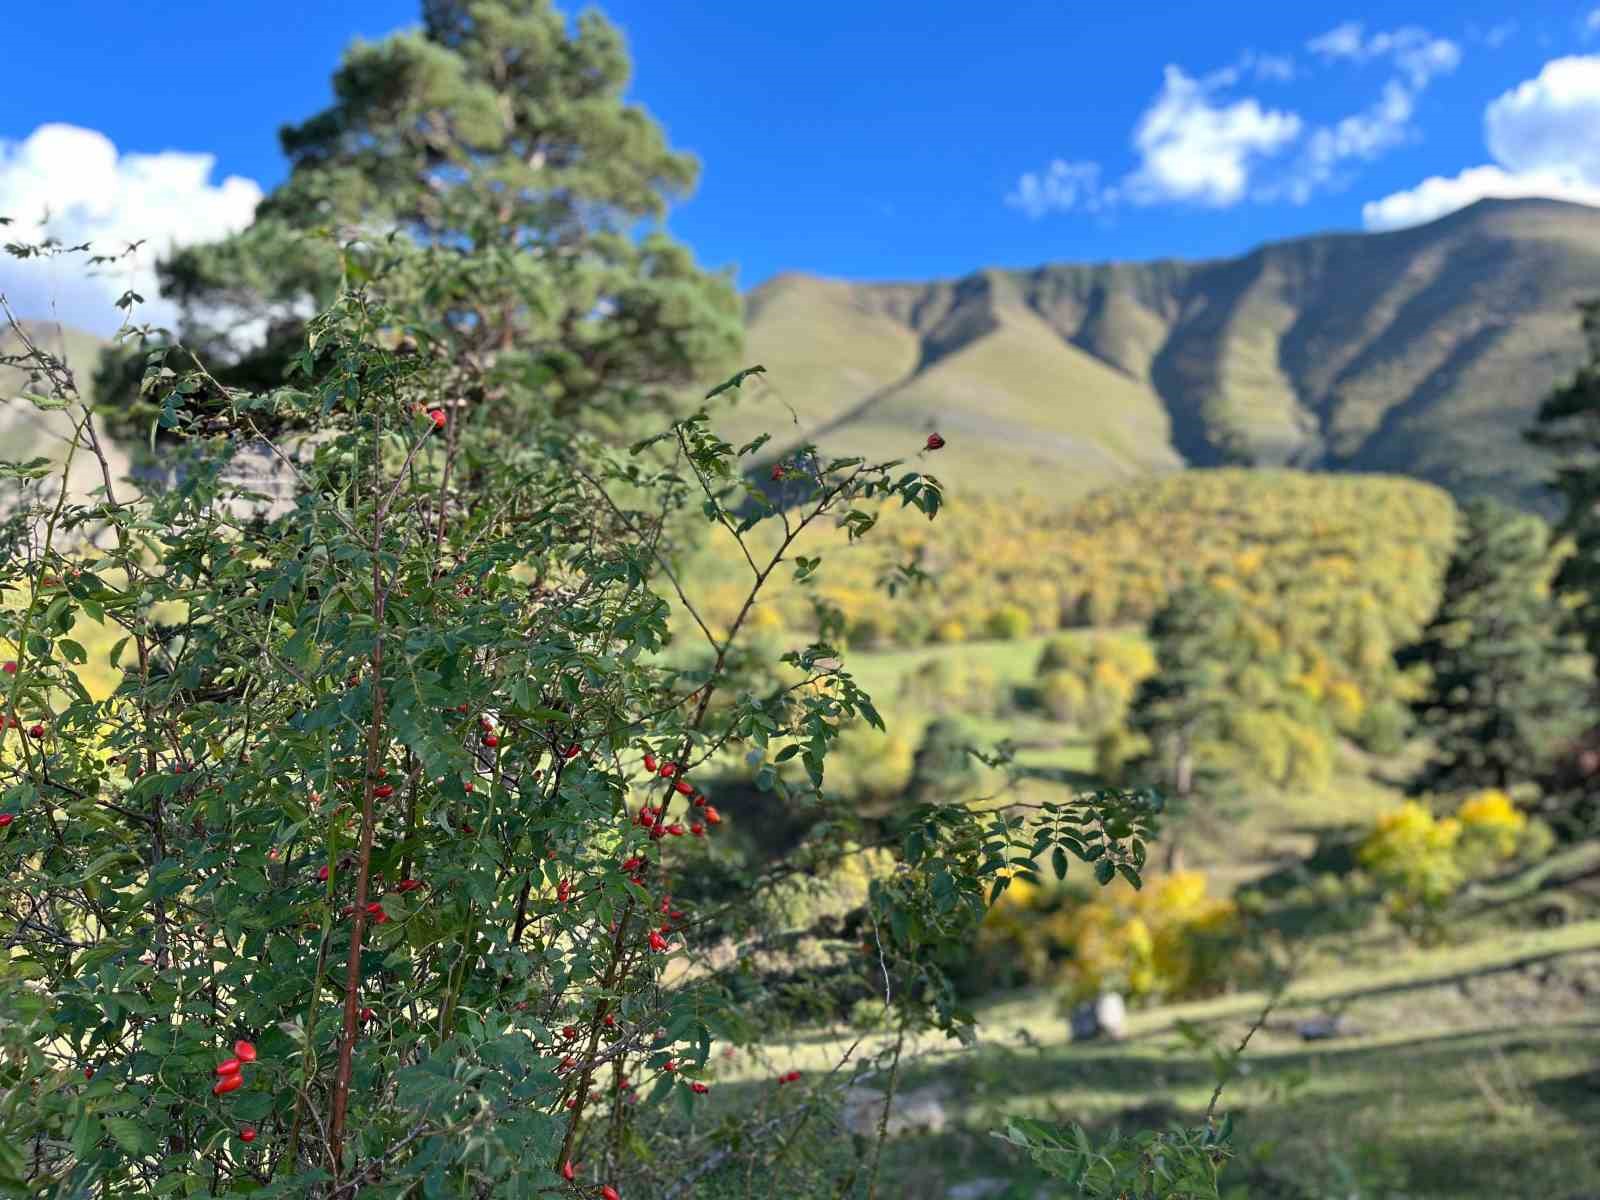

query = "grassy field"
[843,633,1068,701]
[697,923,1600,1198]
[705,631,1600,1198]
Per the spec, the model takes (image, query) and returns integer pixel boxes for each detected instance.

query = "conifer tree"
[1125,576,1251,868]
[1397,497,1589,796]
[1525,298,1600,663]
[97,0,742,443]
[905,716,981,806]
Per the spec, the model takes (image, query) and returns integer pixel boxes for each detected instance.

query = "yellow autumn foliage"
[1358,790,1533,928]
[979,870,1239,1004]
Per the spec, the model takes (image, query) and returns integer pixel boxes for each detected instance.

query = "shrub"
[758,845,897,933]
[976,870,1240,1004]
[1214,707,1334,794]
[1034,634,1155,733]
[1455,787,1531,867]
[1357,802,1465,928]
[985,604,1032,640]
[1038,669,1089,722]
[1037,636,1091,675]
[931,618,967,644]
[815,719,917,803]
[10,267,1154,1196]
[1358,790,1537,934]
[898,655,1004,718]
[1095,727,1150,787]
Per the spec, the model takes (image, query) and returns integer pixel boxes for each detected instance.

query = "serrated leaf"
[102,1114,156,1156]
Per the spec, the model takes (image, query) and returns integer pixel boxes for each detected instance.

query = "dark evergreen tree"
[1525,298,1600,664]
[1125,576,1252,868]
[904,717,981,807]
[96,0,742,444]
[1397,497,1589,797]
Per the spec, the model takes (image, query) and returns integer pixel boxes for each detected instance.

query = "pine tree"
[1125,576,1252,868]
[98,0,742,442]
[1525,298,1600,663]
[1397,497,1589,797]
[904,717,981,807]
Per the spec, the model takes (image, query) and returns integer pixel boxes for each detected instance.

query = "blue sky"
[5,1,1600,331]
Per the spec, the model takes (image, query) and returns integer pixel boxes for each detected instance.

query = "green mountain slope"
[737,197,1600,508]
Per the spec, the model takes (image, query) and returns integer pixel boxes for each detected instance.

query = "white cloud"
[1005,160,1113,218]
[1123,66,1302,206]
[1379,30,1462,89]
[1469,21,1517,49]
[1249,53,1298,83]
[1306,22,1461,88]
[1485,56,1600,179]
[1362,165,1600,229]
[1005,64,1303,215]
[1364,55,1600,229]
[1307,22,1365,60]
[1280,80,1416,202]
[0,124,262,333]
[1270,23,1460,203]
[1006,31,1463,218]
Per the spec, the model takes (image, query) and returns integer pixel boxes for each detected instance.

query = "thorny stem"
[554,452,878,1172]
[864,1022,906,1200]
[327,377,392,1178]
[1205,948,1301,1127]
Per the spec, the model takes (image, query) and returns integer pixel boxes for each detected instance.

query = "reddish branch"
[327,399,394,1176]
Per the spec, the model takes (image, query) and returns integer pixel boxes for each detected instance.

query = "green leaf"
[704,364,766,401]
[0,455,55,480]
[102,1114,156,1156]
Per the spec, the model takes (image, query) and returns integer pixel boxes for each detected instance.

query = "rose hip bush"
[0,248,1188,1196]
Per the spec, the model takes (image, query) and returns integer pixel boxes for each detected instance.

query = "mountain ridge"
[734,196,1600,511]
[7,198,1597,515]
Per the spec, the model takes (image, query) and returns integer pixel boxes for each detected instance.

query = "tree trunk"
[1163,839,1187,873]
[1174,746,1194,799]
[1166,731,1193,873]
